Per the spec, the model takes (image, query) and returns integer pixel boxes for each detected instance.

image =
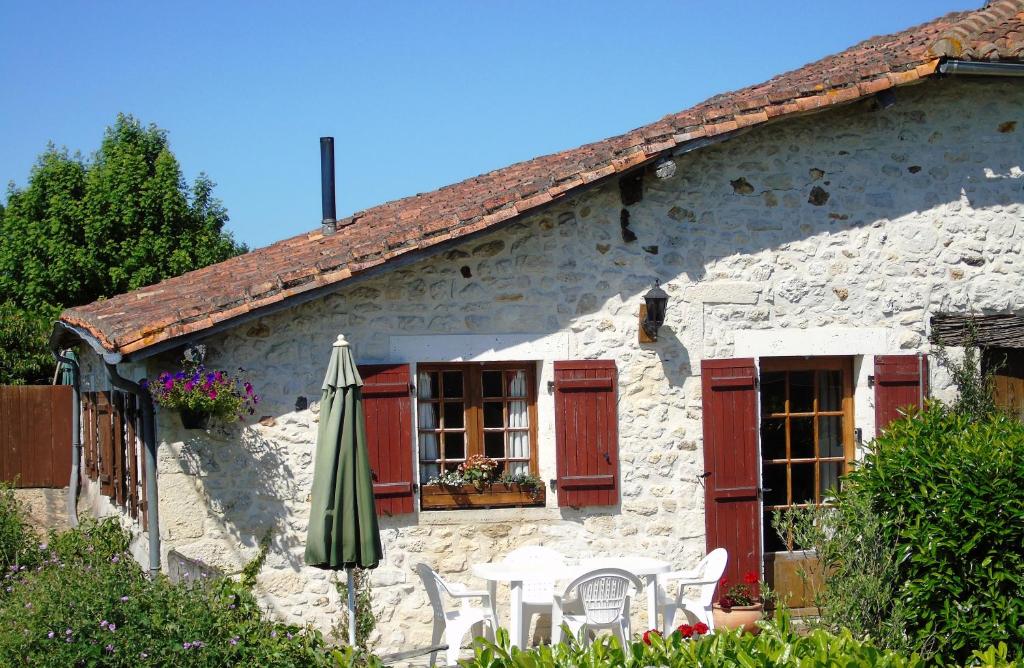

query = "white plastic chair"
[657,548,728,634]
[502,545,566,646]
[415,563,496,666]
[551,568,642,647]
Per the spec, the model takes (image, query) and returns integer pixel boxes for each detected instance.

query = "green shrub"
[0,481,40,577]
[772,489,918,655]
[0,517,341,667]
[464,617,1021,668]
[849,405,1024,662]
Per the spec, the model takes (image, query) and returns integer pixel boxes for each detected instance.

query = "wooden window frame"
[759,356,855,550]
[416,361,540,499]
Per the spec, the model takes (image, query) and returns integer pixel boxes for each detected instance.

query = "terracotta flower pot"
[712,603,763,634]
[179,408,210,430]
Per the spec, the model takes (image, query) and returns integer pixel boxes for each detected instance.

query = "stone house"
[50,2,1024,652]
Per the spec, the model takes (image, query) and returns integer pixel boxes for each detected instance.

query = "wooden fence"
[0,385,72,488]
[83,391,147,528]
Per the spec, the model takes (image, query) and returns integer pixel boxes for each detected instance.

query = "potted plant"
[712,571,764,633]
[421,456,546,510]
[460,454,498,492]
[143,348,260,429]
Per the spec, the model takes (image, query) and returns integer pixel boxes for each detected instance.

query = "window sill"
[420,483,546,511]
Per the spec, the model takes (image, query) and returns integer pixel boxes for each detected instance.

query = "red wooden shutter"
[874,354,929,434]
[701,358,760,585]
[359,364,414,516]
[553,360,619,508]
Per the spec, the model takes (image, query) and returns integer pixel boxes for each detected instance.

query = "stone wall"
[78,77,1023,652]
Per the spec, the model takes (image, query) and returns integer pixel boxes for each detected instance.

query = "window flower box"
[420,482,546,510]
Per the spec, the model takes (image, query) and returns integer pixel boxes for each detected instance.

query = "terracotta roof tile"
[61,1,1024,357]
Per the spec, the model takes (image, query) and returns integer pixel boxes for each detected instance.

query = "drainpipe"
[104,362,161,577]
[51,349,81,528]
[938,60,1024,77]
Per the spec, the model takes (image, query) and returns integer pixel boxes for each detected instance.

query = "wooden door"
[701,359,760,585]
[759,357,854,612]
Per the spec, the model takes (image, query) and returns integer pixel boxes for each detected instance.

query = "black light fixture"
[640,280,669,342]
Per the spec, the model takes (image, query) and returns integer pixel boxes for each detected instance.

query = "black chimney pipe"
[320,137,337,234]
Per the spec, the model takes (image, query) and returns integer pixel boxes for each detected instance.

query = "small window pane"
[761,419,786,460]
[444,432,465,460]
[819,462,843,498]
[508,370,528,398]
[790,371,814,412]
[484,431,505,459]
[483,402,504,428]
[417,402,439,430]
[760,372,786,414]
[818,370,843,412]
[418,372,438,399]
[508,401,528,428]
[482,371,503,398]
[419,433,439,460]
[442,371,463,398]
[791,463,816,504]
[420,462,439,483]
[818,416,844,457]
[443,402,464,429]
[791,418,815,459]
[762,465,787,506]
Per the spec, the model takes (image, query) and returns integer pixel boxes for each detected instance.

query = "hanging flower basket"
[178,407,210,430]
[142,347,260,429]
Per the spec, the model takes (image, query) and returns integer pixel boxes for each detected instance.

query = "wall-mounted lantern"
[639,280,669,343]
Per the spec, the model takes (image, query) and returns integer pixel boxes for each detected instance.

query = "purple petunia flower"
[109,623,116,632]
[65,629,72,636]
[111,556,119,564]
[121,596,129,602]
[47,631,54,639]
[183,642,191,649]
[105,644,114,653]
[140,652,148,659]
[100,621,108,628]
[230,637,239,646]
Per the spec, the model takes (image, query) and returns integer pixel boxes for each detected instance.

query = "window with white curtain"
[416,362,537,483]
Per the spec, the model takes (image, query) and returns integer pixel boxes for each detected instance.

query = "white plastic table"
[471,555,671,649]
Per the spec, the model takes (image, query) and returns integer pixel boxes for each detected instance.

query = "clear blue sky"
[0,1,974,249]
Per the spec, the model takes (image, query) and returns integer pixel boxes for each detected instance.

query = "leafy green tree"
[0,114,245,384]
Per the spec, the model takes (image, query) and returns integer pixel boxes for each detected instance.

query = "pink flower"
[208,390,217,400]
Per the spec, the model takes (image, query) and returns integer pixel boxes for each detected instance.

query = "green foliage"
[240,529,272,590]
[932,329,999,420]
[0,517,341,667]
[781,405,1024,663]
[850,405,1024,662]
[334,568,377,651]
[0,482,40,576]
[460,615,1009,668]
[772,491,918,655]
[0,301,59,385]
[0,113,245,384]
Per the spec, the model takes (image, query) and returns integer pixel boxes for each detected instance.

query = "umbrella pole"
[347,567,357,647]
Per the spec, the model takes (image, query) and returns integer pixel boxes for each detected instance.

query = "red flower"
[676,624,693,638]
[693,622,709,635]
[743,571,759,585]
[642,629,660,645]
[719,595,735,609]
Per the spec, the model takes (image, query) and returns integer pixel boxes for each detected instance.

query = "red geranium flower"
[693,622,709,635]
[743,571,759,585]
[676,624,693,638]
[642,629,660,645]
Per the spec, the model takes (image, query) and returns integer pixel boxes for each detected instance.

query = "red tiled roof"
[61,1,1024,357]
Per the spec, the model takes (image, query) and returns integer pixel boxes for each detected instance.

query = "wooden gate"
[0,385,73,488]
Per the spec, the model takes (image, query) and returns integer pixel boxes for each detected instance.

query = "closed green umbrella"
[305,334,382,646]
